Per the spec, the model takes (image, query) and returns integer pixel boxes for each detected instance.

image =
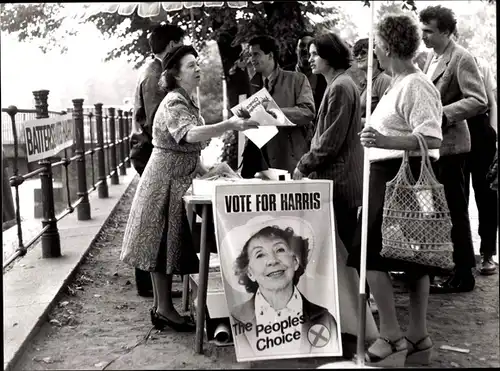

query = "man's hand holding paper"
[232,88,295,148]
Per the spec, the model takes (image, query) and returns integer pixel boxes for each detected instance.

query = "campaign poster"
[212,180,342,362]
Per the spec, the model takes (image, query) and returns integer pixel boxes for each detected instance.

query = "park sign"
[24,114,74,162]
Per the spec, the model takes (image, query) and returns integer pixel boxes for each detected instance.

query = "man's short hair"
[248,35,281,65]
[149,24,185,54]
[419,5,457,36]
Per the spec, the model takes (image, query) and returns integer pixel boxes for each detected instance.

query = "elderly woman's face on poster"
[246,235,299,292]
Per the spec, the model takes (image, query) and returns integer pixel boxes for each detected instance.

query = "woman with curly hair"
[347,14,444,366]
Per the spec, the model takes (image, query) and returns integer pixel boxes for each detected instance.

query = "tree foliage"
[0,3,76,53]
[75,2,337,70]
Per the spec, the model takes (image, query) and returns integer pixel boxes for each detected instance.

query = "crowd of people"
[121,4,497,367]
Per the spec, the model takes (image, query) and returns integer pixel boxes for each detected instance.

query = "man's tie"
[264,78,270,92]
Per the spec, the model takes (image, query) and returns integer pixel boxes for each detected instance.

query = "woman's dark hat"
[162,45,198,71]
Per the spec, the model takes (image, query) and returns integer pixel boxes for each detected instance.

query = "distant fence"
[2,90,133,270]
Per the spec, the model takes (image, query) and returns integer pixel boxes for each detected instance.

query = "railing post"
[94,103,108,198]
[123,110,131,168]
[107,107,119,185]
[117,109,126,176]
[33,90,61,258]
[73,99,91,220]
[5,105,27,257]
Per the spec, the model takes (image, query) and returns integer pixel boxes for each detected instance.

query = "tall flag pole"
[356,0,377,366]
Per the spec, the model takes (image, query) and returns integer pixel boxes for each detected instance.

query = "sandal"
[405,336,433,365]
[365,337,408,367]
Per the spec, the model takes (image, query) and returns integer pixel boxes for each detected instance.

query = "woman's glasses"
[354,49,368,60]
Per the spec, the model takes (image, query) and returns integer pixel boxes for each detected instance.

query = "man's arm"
[133,78,146,134]
[141,73,165,134]
[280,73,315,126]
[443,54,488,123]
[481,61,497,133]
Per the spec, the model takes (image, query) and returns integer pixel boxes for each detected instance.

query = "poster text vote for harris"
[224,192,321,213]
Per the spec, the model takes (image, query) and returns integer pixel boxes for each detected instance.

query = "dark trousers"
[334,200,367,296]
[334,200,359,252]
[464,113,498,257]
[434,153,476,271]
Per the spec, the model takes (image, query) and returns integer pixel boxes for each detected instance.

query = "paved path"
[3,171,137,370]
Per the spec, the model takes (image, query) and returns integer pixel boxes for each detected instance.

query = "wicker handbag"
[380,133,455,270]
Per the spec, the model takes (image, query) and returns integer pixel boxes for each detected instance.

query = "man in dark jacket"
[240,35,315,178]
[131,24,184,297]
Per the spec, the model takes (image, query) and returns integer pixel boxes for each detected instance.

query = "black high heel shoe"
[153,311,196,332]
[150,307,157,327]
[150,307,193,330]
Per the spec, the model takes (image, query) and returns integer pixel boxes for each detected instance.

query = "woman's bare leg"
[151,272,158,309]
[406,275,431,343]
[151,272,184,323]
[366,270,405,358]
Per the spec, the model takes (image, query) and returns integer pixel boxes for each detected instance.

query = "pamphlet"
[231,88,295,148]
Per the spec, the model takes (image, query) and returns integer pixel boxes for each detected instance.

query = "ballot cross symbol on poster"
[307,324,330,348]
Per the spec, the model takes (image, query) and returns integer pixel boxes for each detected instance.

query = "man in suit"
[131,24,185,297]
[240,35,315,179]
[419,5,488,293]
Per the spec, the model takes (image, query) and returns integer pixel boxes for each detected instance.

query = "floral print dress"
[120,88,205,274]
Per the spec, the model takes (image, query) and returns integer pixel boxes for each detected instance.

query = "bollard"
[33,90,61,258]
[123,110,131,168]
[117,109,126,176]
[94,103,108,198]
[73,99,91,220]
[107,107,119,185]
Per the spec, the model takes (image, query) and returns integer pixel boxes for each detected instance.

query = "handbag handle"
[413,132,440,186]
[387,142,416,186]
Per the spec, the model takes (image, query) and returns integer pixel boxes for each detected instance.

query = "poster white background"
[213,180,342,362]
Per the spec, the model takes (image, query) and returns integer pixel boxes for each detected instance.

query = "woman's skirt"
[120,148,200,275]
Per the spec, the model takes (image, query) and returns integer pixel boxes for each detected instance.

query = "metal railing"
[2,90,133,270]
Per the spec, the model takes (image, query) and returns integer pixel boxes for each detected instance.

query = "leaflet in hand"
[231,88,295,127]
[231,88,295,148]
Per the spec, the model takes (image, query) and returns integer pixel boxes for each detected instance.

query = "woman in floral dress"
[121,45,258,332]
